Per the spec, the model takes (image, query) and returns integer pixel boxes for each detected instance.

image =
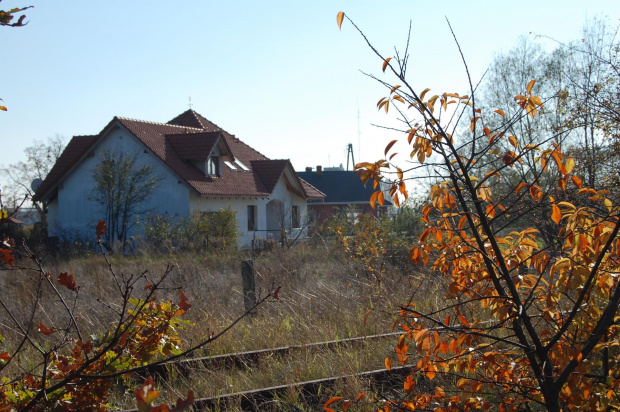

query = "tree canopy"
[331,11,620,412]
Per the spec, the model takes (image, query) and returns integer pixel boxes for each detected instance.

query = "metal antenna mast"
[357,106,361,164]
[346,143,355,171]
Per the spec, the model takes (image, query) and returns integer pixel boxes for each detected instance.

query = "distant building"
[296,166,391,224]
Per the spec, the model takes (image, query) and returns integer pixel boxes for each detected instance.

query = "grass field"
[1,236,442,410]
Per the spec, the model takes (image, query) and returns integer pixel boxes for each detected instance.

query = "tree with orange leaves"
[329,11,620,412]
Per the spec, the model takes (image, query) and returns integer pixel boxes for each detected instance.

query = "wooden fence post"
[241,260,256,313]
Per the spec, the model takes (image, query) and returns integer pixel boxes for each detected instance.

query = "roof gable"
[166,132,221,160]
[32,135,98,202]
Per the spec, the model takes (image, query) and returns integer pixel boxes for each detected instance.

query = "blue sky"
[2,1,619,180]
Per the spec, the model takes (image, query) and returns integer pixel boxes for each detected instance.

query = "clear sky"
[1,1,619,180]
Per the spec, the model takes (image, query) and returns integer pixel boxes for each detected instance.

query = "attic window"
[235,160,250,171]
[207,156,220,177]
[223,160,237,170]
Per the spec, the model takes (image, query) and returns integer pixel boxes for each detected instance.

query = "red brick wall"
[309,203,386,225]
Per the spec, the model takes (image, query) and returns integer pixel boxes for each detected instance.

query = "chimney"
[305,167,312,172]
[316,165,323,175]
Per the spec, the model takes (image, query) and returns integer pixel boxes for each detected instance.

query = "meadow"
[1,231,440,410]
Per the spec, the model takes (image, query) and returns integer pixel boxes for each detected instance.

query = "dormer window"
[207,156,220,177]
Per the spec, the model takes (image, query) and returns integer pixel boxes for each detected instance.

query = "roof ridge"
[117,116,204,130]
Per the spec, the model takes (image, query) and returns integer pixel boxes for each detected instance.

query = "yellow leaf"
[530,95,542,105]
[564,157,575,174]
[336,11,345,30]
[382,57,391,72]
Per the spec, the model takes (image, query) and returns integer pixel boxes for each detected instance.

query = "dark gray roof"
[296,170,390,205]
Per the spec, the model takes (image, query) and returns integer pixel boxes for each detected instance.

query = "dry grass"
[1,240,446,410]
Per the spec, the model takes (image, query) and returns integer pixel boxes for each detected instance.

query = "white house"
[33,109,325,247]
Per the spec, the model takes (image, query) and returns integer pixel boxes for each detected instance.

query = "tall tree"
[90,151,159,250]
[0,135,66,227]
[561,17,620,190]
[335,11,620,411]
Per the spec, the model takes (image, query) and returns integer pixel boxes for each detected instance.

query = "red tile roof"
[34,110,325,202]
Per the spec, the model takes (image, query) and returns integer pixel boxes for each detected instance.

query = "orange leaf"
[508,135,518,149]
[515,182,529,194]
[356,393,366,402]
[458,314,470,327]
[325,396,344,408]
[494,109,505,117]
[382,58,392,72]
[0,351,12,361]
[370,191,379,209]
[385,139,397,156]
[385,357,392,370]
[551,204,561,224]
[419,88,431,101]
[404,375,416,395]
[425,364,436,380]
[336,12,344,30]
[0,106,7,112]
[390,85,401,94]
[571,175,582,189]
[526,79,536,95]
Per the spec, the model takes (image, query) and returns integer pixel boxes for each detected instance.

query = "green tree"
[90,151,160,251]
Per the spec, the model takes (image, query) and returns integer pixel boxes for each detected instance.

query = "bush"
[143,208,239,252]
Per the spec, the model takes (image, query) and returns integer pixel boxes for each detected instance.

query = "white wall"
[189,169,309,247]
[50,126,190,242]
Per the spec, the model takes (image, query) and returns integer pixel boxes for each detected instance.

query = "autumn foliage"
[334,11,620,412]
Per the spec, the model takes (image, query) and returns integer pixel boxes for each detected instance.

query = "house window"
[292,205,300,229]
[207,156,220,177]
[247,205,257,231]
